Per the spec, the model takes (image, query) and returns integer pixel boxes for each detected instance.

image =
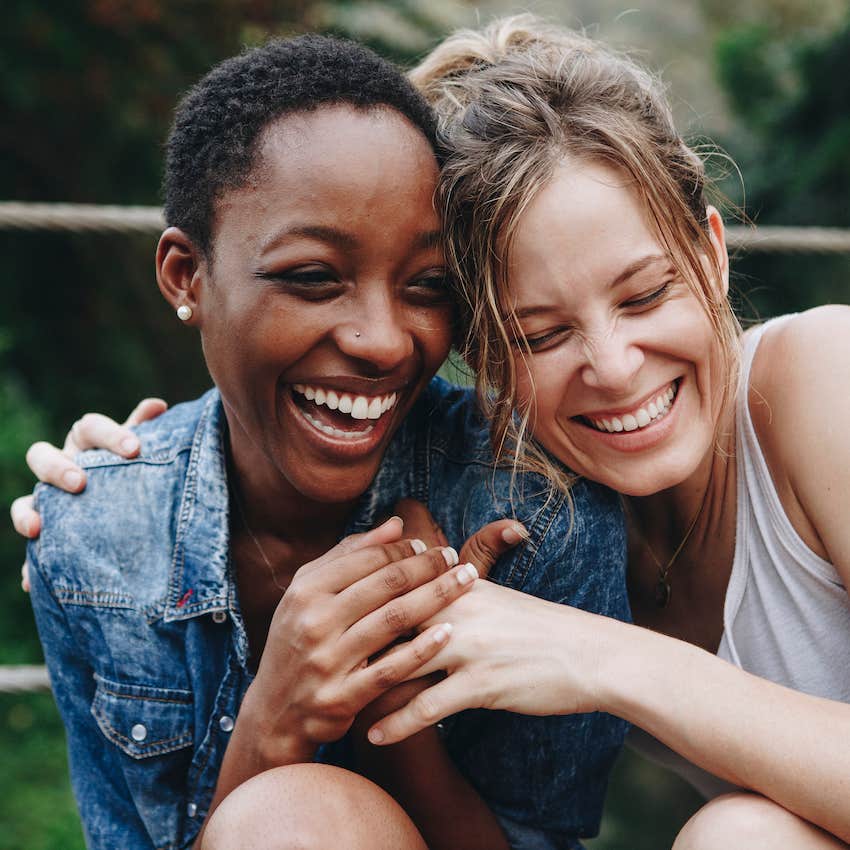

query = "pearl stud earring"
[177,305,193,321]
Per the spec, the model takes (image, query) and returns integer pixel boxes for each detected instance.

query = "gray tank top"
[629,316,850,797]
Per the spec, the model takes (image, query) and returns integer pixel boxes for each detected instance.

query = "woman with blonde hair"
[368,17,850,848]
[15,16,850,849]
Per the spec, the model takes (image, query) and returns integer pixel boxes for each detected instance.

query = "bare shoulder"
[750,305,850,414]
[749,306,850,570]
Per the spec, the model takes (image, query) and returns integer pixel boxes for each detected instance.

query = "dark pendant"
[655,577,671,608]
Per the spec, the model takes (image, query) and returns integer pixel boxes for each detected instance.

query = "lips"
[287,381,402,448]
[578,379,680,433]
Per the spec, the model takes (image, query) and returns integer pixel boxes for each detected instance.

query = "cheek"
[410,306,453,365]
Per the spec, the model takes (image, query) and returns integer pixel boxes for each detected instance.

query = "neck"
[626,400,736,549]
[225,420,355,551]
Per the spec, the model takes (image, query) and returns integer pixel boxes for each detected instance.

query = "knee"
[673,793,829,850]
[201,763,424,850]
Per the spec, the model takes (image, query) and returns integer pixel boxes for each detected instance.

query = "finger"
[123,398,168,427]
[21,561,31,593]
[393,499,448,548]
[26,442,86,492]
[353,622,454,707]
[10,495,41,538]
[341,562,479,658]
[297,516,405,577]
[336,544,459,621]
[316,539,429,593]
[367,670,477,745]
[67,413,141,457]
[459,519,528,578]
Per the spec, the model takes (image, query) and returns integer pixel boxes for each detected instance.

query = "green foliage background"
[1,2,848,848]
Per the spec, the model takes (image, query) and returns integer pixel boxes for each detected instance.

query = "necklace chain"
[230,484,289,593]
[631,503,701,608]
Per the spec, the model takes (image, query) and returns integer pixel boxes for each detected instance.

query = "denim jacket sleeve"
[28,538,158,850]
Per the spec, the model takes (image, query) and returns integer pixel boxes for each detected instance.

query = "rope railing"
[0,665,51,694]
[2,201,850,253]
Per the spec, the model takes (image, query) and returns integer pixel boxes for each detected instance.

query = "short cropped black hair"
[163,34,439,255]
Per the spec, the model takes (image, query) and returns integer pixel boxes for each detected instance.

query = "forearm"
[353,719,509,850]
[194,685,315,848]
[595,618,850,841]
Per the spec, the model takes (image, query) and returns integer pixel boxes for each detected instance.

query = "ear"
[155,227,206,324]
[705,205,729,297]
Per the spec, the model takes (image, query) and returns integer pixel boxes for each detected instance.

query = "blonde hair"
[411,16,741,491]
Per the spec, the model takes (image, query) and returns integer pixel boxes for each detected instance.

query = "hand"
[238,516,482,765]
[367,581,611,746]
[11,398,167,590]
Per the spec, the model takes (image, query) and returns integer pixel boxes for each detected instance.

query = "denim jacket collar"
[164,394,231,625]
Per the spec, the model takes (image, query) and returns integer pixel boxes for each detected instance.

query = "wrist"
[239,681,317,767]
[592,619,702,725]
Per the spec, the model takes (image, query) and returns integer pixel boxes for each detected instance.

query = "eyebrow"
[260,225,442,255]
[260,224,358,254]
[513,253,669,320]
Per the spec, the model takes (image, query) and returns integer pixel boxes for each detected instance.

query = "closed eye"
[255,266,344,300]
[520,326,573,352]
[406,272,452,304]
[623,282,670,309]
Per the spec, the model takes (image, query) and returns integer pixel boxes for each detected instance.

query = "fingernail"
[456,563,478,586]
[368,727,385,744]
[387,515,403,529]
[433,622,453,643]
[411,539,427,555]
[62,470,83,490]
[502,524,528,544]
[441,547,459,567]
[120,436,139,454]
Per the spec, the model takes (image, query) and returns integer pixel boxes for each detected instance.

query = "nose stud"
[354,330,361,338]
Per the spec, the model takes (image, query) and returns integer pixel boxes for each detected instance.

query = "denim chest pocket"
[91,675,194,850]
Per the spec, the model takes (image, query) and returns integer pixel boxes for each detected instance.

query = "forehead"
[212,105,440,250]
[510,161,662,300]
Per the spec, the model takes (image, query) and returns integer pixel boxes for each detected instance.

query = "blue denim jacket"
[28,378,629,850]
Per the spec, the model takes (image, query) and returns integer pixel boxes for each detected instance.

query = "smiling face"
[507,160,729,496]
[192,105,452,506]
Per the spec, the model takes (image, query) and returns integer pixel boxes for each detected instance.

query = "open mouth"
[578,379,681,434]
[291,383,399,440]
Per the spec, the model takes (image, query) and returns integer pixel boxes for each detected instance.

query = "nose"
[333,291,414,373]
[579,325,644,393]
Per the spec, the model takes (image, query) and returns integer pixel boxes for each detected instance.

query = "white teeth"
[351,397,369,419]
[292,383,400,426]
[300,409,374,440]
[587,381,679,434]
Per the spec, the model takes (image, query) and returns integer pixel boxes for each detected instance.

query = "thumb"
[459,520,528,578]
